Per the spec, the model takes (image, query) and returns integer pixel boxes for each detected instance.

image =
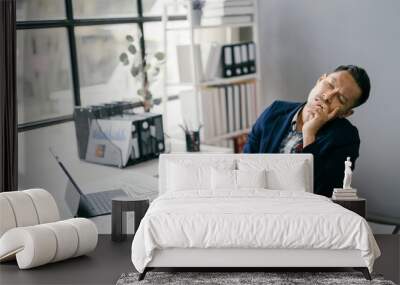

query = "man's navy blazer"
[243,100,360,197]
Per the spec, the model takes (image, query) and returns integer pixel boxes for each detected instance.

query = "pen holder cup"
[185,131,200,152]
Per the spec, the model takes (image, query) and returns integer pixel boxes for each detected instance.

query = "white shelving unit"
[200,73,259,87]
[162,0,262,145]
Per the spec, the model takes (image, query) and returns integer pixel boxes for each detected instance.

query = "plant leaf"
[137,88,144,96]
[154,52,165,61]
[128,44,137,55]
[152,67,160,76]
[126,35,134,42]
[119,52,128,62]
[123,59,129,66]
[130,65,140,77]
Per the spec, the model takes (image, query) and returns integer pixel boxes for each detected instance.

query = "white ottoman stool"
[0,189,98,269]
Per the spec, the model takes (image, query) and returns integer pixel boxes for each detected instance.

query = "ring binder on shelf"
[233,44,242,76]
[222,45,234,78]
[241,43,249,74]
[226,85,235,132]
[248,41,256,73]
[221,41,256,78]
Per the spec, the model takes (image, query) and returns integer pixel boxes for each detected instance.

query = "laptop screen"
[49,148,83,217]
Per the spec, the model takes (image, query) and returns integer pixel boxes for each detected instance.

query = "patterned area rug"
[116,271,395,285]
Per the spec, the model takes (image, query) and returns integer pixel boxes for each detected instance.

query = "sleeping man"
[243,65,371,197]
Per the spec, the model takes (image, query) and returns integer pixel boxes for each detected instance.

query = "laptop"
[50,149,129,218]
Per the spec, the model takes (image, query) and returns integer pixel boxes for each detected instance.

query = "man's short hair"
[333,65,371,108]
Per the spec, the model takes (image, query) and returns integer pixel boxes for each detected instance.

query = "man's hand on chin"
[302,102,340,147]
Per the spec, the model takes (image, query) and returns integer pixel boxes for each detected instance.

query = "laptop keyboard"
[91,194,110,213]
[81,171,159,216]
[85,190,127,215]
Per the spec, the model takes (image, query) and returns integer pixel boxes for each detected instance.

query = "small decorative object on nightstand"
[332,157,359,200]
[332,198,366,218]
[343,156,353,189]
[112,198,149,242]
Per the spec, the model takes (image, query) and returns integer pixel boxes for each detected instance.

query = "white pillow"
[211,169,267,190]
[211,168,236,190]
[237,159,309,192]
[266,162,307,191]
[168,162,211,191]
[236,169,267,189]
[166,158,236,192]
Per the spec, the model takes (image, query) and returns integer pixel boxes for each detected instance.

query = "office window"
[16,0,66,21]
[73,0,138,19]
[143,21,189,136]
[16,28,74,124]
[143,21,190,99]
[16,0,188,130]
[75,24,142,106]
[152,98,184,138]
[143,0,186,16]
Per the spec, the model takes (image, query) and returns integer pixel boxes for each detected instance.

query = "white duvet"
[131,190,380,273]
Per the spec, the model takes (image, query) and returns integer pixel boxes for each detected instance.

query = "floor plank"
[0,234,398,285]
[0,235,134,285]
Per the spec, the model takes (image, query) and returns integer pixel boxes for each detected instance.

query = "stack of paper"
[200,0,254,26]
[332,188,358,200]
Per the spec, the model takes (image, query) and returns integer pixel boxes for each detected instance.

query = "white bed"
[131,154,380,280]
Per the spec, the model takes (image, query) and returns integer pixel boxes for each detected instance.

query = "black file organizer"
[109,111,165,166]
[74,101,165,168]
[74,107,96,159]
[136,112,165,160]
[108,113,143,165]
[74,101,136,160]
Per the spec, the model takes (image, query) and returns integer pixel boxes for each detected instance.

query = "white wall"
[258,0,400,218]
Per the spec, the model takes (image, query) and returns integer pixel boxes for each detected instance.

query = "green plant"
[119,34,165,108]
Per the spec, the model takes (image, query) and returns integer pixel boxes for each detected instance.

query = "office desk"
[60,140,231,233]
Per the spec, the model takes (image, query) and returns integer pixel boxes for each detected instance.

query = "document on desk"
[82,170,159,202]
[85,119,132,167]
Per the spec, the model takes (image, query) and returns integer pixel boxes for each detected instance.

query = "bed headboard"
[158,153,313,195]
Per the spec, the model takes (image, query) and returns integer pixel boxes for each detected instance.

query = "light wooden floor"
[0,235,398,285]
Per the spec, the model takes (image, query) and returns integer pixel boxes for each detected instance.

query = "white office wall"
[257,0,400,218]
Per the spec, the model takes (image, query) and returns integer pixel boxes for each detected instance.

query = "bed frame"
[139,248,371,280]
[137,154,372,281]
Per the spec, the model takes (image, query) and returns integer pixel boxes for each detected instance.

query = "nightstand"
[331,198,366,218]
[111,198,149,242]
